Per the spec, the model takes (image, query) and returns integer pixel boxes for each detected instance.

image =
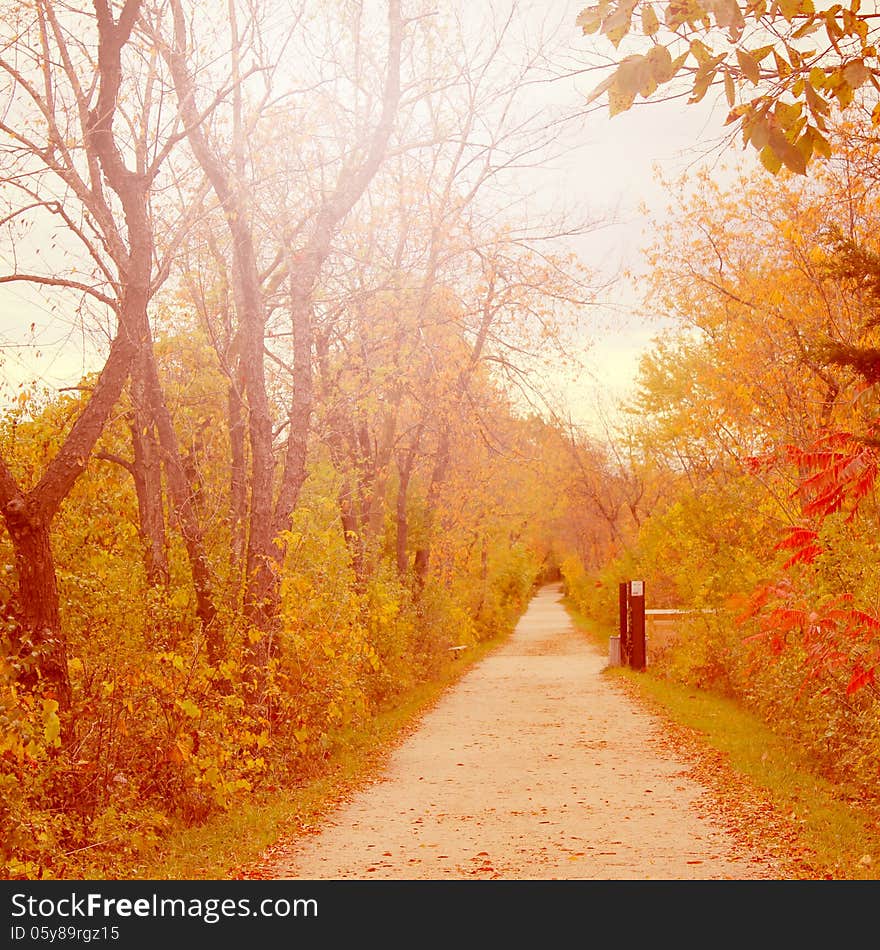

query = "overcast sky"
[472,0,749,433]
[0,1,745,428]
[553,87,737,433]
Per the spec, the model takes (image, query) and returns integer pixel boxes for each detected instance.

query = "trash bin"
[608,635,621,666]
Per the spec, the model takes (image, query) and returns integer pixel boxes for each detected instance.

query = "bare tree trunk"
[365,409,397,545]
[141,348,221,663]
[412,429,450,590]
[166,0,403,685]
[0,0,212,705]
[272,264,314,541]
[0,0,150,708]
[271,0,404,549]
[130,349,169,586]
[0,493,70,704]
[165,0,278,676]
[227,373,248,573]
[339,477,365,584]
[395,455,413,578]
[88,0,219,661]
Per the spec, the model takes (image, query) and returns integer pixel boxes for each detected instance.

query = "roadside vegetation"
[559,0,880,882]
[5,0,880,881]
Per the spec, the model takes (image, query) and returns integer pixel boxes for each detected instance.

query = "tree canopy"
[578,0,880,174]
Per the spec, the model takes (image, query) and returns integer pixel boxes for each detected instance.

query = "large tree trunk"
[0,0,203,709]
[166,0,278,678]
[0,495,70,705]
[166,0,403,685]
[0,321,138,707]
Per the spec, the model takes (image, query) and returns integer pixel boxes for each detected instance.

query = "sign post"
[628,580,646,671]
[618,581,629,665]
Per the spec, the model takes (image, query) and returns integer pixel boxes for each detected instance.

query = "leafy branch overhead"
[578,0,880,174]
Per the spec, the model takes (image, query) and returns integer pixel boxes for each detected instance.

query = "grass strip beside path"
[136,633,513,880]
[565,600,880,881]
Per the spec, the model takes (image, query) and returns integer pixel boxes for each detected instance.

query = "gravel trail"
[262,584,779,880]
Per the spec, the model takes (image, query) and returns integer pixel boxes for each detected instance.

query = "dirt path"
[261,584,781,880]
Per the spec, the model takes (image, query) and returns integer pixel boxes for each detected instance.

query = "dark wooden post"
[618,581,629,665]
[628,580,646,671]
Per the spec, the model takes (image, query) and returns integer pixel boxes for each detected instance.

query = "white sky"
[465,0,752,433]
[0,1,750,428]
[552,81,740,434]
